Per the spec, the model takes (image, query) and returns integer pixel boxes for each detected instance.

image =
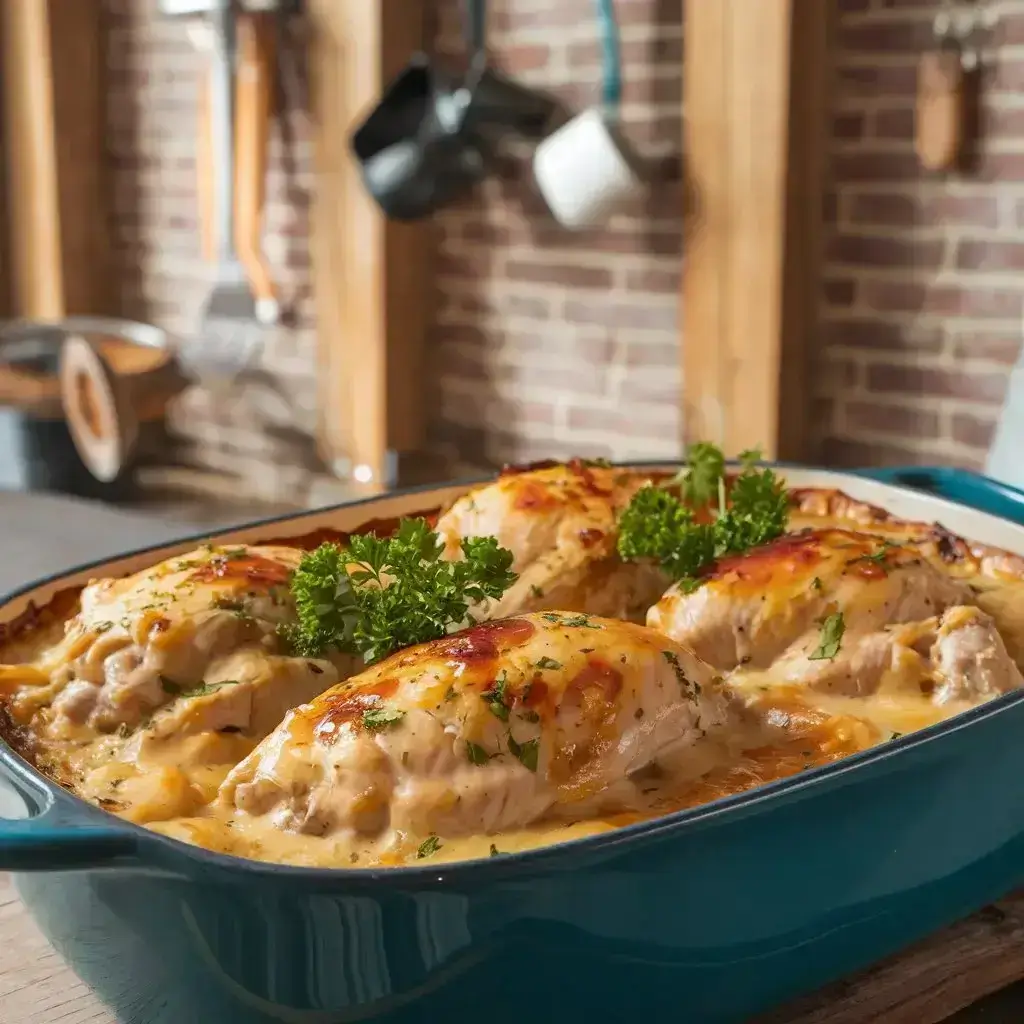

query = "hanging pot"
[533,0,644,230]
[350,0,559,221]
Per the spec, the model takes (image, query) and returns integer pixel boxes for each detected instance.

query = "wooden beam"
[0,0,108,319]
[1,0,64,318]
[682,0,829,462]
[307,0,430,493]
[49,0,109,315]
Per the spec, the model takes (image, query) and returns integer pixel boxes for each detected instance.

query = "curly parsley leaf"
[660,441,726,506]
[618,442,789,589]
[808,612,845,661]
[281,518,517,664]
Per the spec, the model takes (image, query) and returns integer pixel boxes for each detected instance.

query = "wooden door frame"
[682,0,830,462]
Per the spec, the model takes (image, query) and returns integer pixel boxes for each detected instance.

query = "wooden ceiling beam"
[682,0,830,462]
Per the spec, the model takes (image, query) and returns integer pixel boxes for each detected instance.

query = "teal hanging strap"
[594,0,622,116]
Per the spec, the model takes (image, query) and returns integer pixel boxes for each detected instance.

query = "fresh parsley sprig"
[618,442,790,589]
[281,518,517,664]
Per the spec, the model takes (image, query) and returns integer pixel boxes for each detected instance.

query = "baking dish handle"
[0,751,137,871]
[852,465,1024,527]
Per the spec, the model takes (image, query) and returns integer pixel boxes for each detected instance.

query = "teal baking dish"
[2,463,1024,1024]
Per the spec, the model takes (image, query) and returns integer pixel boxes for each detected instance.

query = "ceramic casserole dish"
[3,462,1024,1024]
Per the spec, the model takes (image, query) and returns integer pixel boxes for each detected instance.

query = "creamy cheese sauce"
[3,510,1024,870]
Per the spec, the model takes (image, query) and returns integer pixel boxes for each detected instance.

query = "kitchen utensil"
[351,0,558,222]
[4,465,1024,1023]
[0,318,185,498]
[195,0,265,384]
[533,0,643,229]
[916,2,996,173]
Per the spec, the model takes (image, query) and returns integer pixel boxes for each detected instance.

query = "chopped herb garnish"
[417,835,442,859]
[280,519,517,663]
[508,733,539,772]
[812,576,823,591]
[182,679,241,699]
[618,442,789,590]
[159,675,182,695]
[530,584,544,598]
[362,707,406,731]
[489,843,500,857]
[482,672,510,721]
[540,613,599,629]
[444,685,457,702]
[808,612,845,661]
[535,656,561,670]
[466,741,492,765]
[93,621,113,634]
[520,709,540,723]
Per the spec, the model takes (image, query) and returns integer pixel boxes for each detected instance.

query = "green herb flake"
[417,835,442,859]
[362,707,407,732]
[812,576,823,591]
[182,679,241,699]
[530,584,544,598]
[489,843,500,857]
[444,685,457,702]
[808,612,845,661]
[508,733,539,772]
[540,613,599,629]
[466,741,491,765]
[159,675,182,695]
[482,672,510,721]
[535,656,562,670]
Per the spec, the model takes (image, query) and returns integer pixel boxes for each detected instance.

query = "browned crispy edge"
[789,486,1024,582]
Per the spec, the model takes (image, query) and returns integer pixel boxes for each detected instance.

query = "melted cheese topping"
[1,499,1022,871]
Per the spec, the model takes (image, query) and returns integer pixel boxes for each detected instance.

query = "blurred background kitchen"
[0,0,1020,533]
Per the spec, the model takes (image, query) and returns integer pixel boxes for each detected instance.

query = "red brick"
[494,45,553,74]
[865,364,1008,405]
[874,107,916,139]
[827,234,945,269]
[626,267,680,292]
[820,437,932,470]
[951,413,998,450]
[506,260,614,290]
[564,299,678,333]
[830,151,924,182]
[832,113,866,140]
[828,317,942,352]
[822,277,857,306]
[923,194,999,229]
[838,22,920,52]
[844,401,941,438]
[922,285,1023,319]
[956,240,1024,273]
[948,332,1023,366]
[856,280,931,315]
[846,192,918,227]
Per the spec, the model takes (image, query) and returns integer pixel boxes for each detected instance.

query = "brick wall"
[103,0,1024,486]
[818,0,1024,471]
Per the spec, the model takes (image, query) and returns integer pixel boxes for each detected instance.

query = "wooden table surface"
[3,494,1024,1023]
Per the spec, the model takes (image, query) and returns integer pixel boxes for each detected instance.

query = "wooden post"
[0,0,108,319]
[682,0,829,462]
[307,0,430,494]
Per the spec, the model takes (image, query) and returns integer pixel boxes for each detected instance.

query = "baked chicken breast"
[435,461,667,622]
[647,529,974,672]
[219,612,733,847]
[3,543,344,741]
